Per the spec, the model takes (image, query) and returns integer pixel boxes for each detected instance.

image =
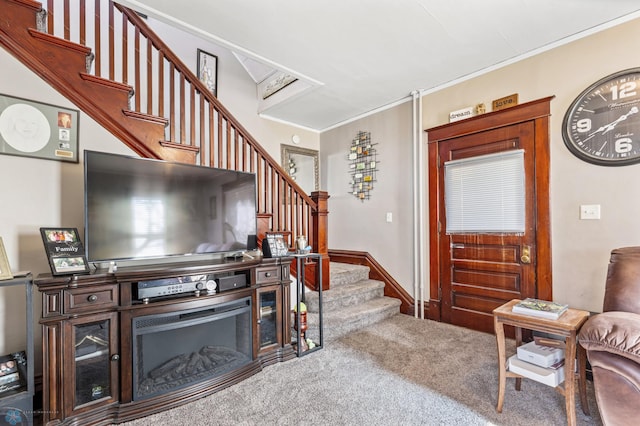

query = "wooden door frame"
[425,96,554,322]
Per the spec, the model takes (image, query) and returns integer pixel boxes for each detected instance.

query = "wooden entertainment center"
[35,256,294,426]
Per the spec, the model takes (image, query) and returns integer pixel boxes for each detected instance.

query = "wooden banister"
[3,0,329,289]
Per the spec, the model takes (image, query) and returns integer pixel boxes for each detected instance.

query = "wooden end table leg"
[565,334,578,426]
[494,316,507,413]
[578,343,590,415]
[514,326,522,391]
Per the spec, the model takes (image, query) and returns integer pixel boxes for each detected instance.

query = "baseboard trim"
[328,249,418,316]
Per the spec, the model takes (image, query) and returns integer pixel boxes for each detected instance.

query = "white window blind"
[444,149,525,233]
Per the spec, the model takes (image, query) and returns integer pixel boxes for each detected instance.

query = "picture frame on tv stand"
[0,237,13,280]
[262,233,289,258]
[40,227,90,276]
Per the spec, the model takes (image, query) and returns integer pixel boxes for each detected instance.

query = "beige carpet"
[122,314,602,426]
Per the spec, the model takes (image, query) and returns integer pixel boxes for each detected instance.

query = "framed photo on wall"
[40,228,90,275]
[0,93,79,163]
[197,49,218,97]
[0,237,13,280]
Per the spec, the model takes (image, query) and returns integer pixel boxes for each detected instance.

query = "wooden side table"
[493,299,590,426]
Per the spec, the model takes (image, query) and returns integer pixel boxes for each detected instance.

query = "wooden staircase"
[305,263,401,343]
[0,0,190,163]
[0,0,329,289]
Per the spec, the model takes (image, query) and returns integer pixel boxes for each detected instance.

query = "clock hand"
[588,106,639,136]
[588,124,608,136]
[602,106,639,134]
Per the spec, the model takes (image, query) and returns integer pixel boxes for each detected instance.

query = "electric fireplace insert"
[132,296,253,400]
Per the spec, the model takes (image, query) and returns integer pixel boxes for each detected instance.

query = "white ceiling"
[120,0,640,131]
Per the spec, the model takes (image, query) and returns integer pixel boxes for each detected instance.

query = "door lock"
[521,246,531,264]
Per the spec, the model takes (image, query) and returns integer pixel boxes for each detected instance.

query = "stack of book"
[512,298,569,320]
[507,340,565,387]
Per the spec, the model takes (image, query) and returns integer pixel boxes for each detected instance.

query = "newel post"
[311,191,330,290]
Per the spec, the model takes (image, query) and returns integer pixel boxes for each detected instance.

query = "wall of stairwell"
[142,17,321,158]
[0,22,317,364]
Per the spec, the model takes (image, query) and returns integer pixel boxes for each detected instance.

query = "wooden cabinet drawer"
[254,266,281,284]
[63,284,119,314]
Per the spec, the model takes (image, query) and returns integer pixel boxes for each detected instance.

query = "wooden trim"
[534,114,553,300]
[27,27,92,55]
[6,0,41,11]
[426,96,555,141]
[122,109,169,126]
[328,249,416,316]
[158,140,201,152]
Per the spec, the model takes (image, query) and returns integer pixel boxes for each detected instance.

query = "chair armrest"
[578,311,640,364]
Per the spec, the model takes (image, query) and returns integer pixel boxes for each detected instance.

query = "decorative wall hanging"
[348,131,378,201]
[0,93,79,163]
[197,49,218,97]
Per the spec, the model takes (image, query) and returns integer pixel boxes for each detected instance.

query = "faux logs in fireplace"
[132,296,253,400]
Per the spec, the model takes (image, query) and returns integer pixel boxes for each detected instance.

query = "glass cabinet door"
[66,312,118,414]
[257,286,282,354]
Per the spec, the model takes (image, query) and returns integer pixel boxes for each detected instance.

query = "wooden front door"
[426,97,553,334]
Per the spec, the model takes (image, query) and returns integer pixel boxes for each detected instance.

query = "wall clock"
[562,68,640,166]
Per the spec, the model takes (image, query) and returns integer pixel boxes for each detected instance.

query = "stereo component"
[217,274,247,292]
[135,274,214,301]
[134,272,247,302]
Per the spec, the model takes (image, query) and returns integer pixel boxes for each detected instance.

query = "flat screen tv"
[84,150,257,263]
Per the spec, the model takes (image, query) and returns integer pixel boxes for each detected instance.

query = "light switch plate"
[580,204,601,220]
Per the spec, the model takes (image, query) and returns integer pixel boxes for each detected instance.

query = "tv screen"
[84,150,257,263]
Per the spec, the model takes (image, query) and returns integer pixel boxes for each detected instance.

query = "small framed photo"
[0,237,13,280]
[40,228,90,275]
[197,49,218,97]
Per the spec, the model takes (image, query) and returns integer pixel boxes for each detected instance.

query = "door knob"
[521,246,531,264]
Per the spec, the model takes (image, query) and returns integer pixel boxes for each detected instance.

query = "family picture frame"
[40,227,90,275]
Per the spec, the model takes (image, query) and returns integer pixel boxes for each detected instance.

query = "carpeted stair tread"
[306,296,401,342]
[329,262,370,286]
[304,278,384,312]
[296,262,402,343]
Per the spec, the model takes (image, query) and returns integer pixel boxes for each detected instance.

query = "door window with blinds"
[444,149,525,233]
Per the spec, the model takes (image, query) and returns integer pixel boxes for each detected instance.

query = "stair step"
[329,262,370,286]
[304,279,384,312]
[305,296,401,342]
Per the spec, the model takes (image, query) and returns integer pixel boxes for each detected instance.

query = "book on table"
[508,355,565,387]
[512,298,569,320]
[517,341,565,368]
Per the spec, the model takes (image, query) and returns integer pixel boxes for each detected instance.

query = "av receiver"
[134,272,248,302]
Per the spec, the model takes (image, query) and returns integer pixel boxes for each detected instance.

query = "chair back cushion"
[604,247,640,314]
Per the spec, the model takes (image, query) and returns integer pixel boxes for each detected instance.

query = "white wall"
[0,18,318,359]
[0,47,134,358]
[321,17,640,314]
[321,103,415,289]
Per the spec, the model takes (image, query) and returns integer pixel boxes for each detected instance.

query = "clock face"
[562,68,640,166]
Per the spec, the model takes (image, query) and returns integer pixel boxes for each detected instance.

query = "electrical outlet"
[386,212,392,223]
[580,204,600,220]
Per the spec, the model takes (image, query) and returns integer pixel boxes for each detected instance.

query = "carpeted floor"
[123,314,602,426]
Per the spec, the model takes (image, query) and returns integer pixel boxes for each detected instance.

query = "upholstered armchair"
[578,247,640,425]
